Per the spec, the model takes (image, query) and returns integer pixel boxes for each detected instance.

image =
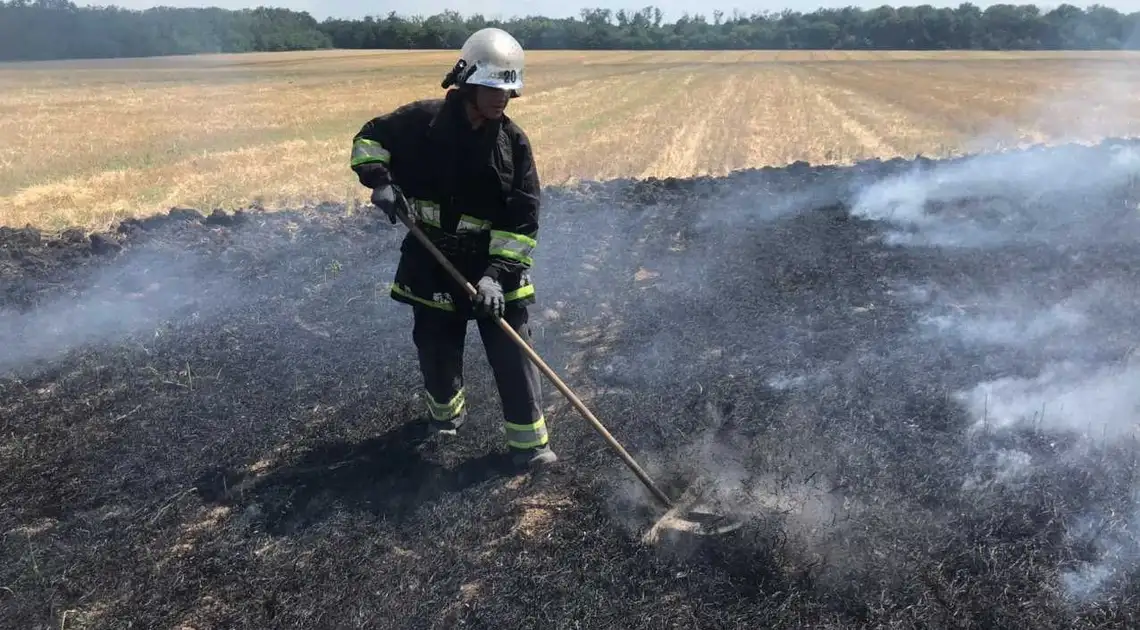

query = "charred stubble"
[4,140,1140,628]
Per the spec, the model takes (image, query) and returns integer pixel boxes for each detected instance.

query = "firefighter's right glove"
[473,276,505,319]
[370,185,398,224]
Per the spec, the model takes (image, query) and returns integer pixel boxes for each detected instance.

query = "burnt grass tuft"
[3,141,1140,628]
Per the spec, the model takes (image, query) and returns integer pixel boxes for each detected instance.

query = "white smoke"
[849,143,1140,247]
[882,201,1140,601]
[1062,494,1140,602]
[0,246,240,375]
[959,361,1140,439]
[0,217,404,378]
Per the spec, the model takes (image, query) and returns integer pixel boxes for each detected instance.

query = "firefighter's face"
[474,85,510,119]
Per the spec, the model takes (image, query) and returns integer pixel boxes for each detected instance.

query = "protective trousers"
[411,305,549,452]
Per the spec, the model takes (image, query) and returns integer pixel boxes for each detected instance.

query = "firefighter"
[348,27,556,471]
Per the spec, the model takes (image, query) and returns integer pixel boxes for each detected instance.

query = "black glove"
[370,185,398,224]
[473,276,505,318]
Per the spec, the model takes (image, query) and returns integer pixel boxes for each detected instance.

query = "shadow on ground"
[195,421,520,536]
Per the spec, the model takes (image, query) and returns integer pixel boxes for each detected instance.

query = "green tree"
[4,1,1140,62]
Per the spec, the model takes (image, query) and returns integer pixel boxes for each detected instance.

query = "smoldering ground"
[841,62,1140,600]
[596,140,1140,614]
[4,144,1140,628]
[855,142,1140,604]
[591,58,1140,610]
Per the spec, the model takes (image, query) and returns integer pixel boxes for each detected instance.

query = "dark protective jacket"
[350,88,540,318]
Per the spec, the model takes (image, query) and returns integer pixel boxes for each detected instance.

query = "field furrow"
[529,68,721,182]
[804,61,1140,148]
[797,64,955,158]
[636,73,735,179]
[805,77,899,160]
[750,68,883,165]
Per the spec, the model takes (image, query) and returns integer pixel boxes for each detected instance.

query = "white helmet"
[441,27,525,97]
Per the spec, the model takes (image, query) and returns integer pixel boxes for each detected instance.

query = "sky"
[72,1,1140,21]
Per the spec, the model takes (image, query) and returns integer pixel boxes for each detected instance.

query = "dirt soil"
[3,141,1140,629]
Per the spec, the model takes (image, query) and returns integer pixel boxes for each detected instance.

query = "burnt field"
[3,141,1140,629]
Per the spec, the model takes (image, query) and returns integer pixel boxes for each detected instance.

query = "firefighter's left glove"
[370,185,398,224]
[473,276,505,319]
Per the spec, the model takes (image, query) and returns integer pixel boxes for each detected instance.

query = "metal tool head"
[658,506,744,535]
[640,481,746,545]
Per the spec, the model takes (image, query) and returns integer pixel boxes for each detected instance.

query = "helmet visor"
[465,63,523,91]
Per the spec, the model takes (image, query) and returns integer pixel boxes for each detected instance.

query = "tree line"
[3,0,1139,62]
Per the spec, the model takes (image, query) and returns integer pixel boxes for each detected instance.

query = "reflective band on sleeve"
[504,283,535,302]
[426,389,465,421]
[350,138,390,167]
[489,230,537,266]
[505,416,548,450]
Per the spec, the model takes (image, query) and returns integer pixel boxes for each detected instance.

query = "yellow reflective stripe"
[399,198,495,234]
[350,137,390,167]
[426,388,465,420]
[505,416,548,449]
[390,283,454,311]
[405,201,489,233]
[489,230,536,265]
[504,283,534,302]
[458,214,492,233]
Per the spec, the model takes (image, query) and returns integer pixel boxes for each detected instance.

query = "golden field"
[4,49,1140,231]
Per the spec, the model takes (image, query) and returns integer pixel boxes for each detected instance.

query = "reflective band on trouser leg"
[350,138,390,167]
[489,230,536,266]
[505,416,548,450]
[427,389,465,421]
